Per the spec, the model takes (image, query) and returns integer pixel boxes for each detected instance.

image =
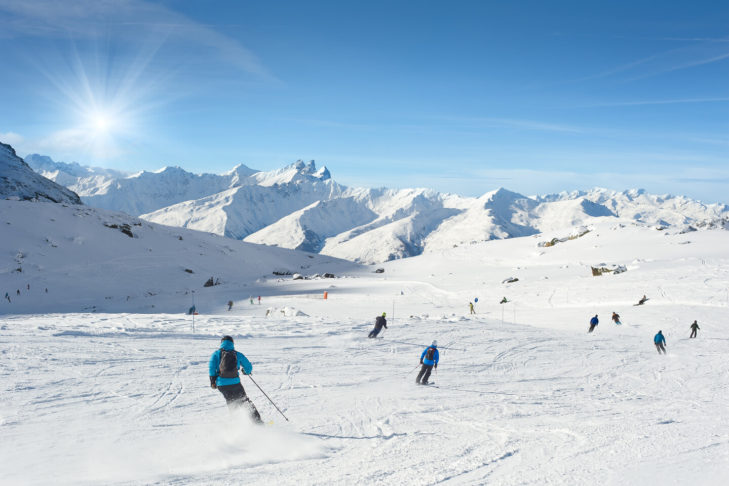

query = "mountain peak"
[0,142,82,204]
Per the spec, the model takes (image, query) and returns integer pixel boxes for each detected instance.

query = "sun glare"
[92,113,111,133]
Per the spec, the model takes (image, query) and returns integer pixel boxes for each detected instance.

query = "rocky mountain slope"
[1,144,82,204]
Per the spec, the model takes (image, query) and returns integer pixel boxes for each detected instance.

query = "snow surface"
[2,198,729,485]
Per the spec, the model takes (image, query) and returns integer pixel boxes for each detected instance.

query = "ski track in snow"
[1,309,729,485]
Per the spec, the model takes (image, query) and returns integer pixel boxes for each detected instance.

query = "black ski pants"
[218,383,262,423]
[588,324,597,333]
[690,329,698,338]
[655,342,666,354]
[416,364,433,384]
[368,326,382,338]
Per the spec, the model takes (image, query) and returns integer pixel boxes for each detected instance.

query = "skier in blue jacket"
[209,335,262,423]
[588,315,599,333]
[416,341,439,385]
[654,330,666,354]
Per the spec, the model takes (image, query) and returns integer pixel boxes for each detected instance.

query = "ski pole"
[247,374,289,422]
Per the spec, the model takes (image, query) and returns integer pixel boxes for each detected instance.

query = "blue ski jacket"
[590,316,599,326]
[420,346,439,366]
[209,340,253,387]
[654,333,666,345]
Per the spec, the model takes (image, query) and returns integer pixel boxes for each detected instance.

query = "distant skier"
[258,296,261,305]
[416,341,439,385]
[588,314,599,333]
[612,312,621,325]
[654,330,666,354]
[637,295,648,306]
[227,300,233,311]
[689,320,700,338]
[4,292,10,303]
[469,302,475,314]
[16,289,20,296]
[250,296,254,305]
[208,335,263,423]
[500,297,508,304]
[368,312,387,338]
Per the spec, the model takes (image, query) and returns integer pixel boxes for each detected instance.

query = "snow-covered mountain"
[25,152,260,216]
[18,147,729,264]
[1,143,81,204]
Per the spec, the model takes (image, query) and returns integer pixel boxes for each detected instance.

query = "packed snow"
[2,196,728,484]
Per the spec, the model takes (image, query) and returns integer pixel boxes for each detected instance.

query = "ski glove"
[420,359,423,364]
[210,376,217,389]
[434,363,437,369]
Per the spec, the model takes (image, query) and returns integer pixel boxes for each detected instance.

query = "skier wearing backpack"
[208,335,263,423]
[368,312,387,338]
[416,341,439,385]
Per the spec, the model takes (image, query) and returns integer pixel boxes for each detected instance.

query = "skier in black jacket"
[368,312,387,338]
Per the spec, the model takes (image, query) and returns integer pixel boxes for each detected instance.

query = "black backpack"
[425,347,435,361]
[218,349,239,378]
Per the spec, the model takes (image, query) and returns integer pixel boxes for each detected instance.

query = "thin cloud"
[575,40,729,84]
[433,115,584,134]
[0,131,24,147]
[0,0,276,81]
[576,97,729,108]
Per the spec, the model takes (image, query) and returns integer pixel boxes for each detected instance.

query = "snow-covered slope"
[143,161,344,239]
[1,217,728,485]
[0,199,360,314]
[0,143,81,204]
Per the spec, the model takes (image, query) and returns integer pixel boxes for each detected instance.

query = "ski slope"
[1,222,728,485]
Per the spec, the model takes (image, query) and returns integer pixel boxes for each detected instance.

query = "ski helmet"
[432,340,438,347]
[382,312,386,317]
[221,335,234,343]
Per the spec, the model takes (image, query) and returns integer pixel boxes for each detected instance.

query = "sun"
[92,113,111,133]
[88,110,115,135]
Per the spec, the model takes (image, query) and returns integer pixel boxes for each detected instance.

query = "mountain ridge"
[14,146,729,264]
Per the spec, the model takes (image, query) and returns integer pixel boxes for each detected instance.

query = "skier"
[689,320,700,338]
[16,289,20,296]
[469,302,475,314]
[187,305,196,315]
[368,312,387,338]
[4,292,10,303]
[637,295,648,305]
[208,335,263,423]
[250,296,254,305]
[258,296,261,305]
[588,314,599,333]
[416,341,439,385]
[500,297,508,304]
[612,312,621,325]
[227,300,233,311]
[654,330,667,354]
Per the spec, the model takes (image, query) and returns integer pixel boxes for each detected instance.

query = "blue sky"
[1,0,728,203]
